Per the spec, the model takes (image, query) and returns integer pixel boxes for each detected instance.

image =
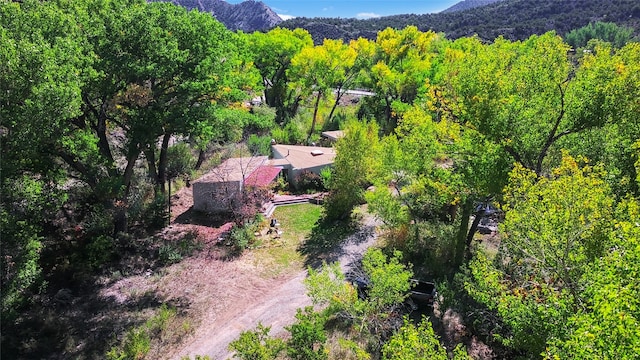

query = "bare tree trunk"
[327,87,345,124]
[145,148,158,185]
[114,146,141,235]
[195,148,206,170]
[455,199,473,268]
[157,132,171,193]
[307,92,322,143]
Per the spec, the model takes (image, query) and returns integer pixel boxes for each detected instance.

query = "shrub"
[286,307,329,360]
[144,193,169,230]
[271,127,290,144]
[228,323,285,360]
[319,167,333,190]
[158,231,201,265]
[248,134,273,156]
[247,106,276,133]
[107,304,179,360]
[86,235,115,269]
[229,223,257,254]
[167,143,195,181]
[295,170,325,193]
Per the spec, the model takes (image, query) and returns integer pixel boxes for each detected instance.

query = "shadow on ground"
[298,215,379,270]
[2,280,191,360]
[173,206,232,228]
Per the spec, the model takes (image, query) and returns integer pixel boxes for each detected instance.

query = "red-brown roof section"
[244,166,281,187]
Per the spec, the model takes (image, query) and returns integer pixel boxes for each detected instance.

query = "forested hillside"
[280,0,640,43]
[441,0,505,13]
[2,0,639,359]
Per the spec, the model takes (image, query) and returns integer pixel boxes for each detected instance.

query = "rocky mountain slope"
[149,0,281,32]
[441,0,506,13]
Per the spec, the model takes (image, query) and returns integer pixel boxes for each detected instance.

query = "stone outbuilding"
[192,156,280,213]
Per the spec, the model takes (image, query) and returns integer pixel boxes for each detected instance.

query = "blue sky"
[227,0,462,20]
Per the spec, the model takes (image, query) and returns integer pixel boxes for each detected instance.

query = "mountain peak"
[149,0,282,32]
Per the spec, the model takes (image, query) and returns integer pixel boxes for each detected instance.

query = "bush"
[271,126,290,144]
[144,193,169,230]
[229,223,257,254]
[86,235,116,269]
[319,167,333,190]
[158,231,201,265]
[286,307,329,360]
[228,323,285,360]
[247,106,276,133]
[248,134,273,156]
[167,143,195,180]
[107,304,178,360]
[295,170,325,193]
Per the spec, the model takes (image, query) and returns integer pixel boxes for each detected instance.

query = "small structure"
[271,144,336,188]
[192,156,280,213]
[321,130,344,143]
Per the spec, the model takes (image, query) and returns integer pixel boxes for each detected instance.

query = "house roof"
[321,130,344,141]
[244,166,281,187]
[272,144,336,170]
[193,156,268,184]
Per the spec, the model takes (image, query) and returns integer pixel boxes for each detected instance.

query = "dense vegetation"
[2,0,639,359]
[280,0,640,44]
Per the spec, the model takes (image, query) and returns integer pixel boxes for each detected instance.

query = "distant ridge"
[441,0,506,13]
[149,0,282,32]
[279,0,640,44]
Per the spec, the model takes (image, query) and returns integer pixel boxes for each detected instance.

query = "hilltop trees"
[565,21,636,49]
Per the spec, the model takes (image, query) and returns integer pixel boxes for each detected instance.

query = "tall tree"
[1,0,87,318]
[363,26,443,132]
[565,21,636,49]
[288,39,357,142]
[464,154,616,355]
[324,120,379,220]
[248,27,313,123]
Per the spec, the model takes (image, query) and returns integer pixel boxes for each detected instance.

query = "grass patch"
[252,204,323,277]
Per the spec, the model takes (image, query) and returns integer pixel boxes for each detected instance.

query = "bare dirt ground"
[99,185,383,360]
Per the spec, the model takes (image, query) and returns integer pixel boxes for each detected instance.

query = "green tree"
[324,120,379,219]
[288,38,357,142]
[363,27,443,132]
[545,199,640,359]
[305,249,413,338]
[464,153,617,355]
[565,21,636,49]
[285,307,328,360]
[248,27,313,123]
[0,0,85,319]
[559,42,640,198]
[42,0,247,233]
[382,316,470,360]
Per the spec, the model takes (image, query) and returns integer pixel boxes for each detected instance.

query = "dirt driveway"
[160,188,381,360]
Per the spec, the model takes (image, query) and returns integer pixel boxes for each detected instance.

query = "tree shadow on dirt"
[298,216,377,269]
[2,281,192,360]
[173,206,231,228]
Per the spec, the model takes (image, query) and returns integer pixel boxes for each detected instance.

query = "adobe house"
[192,145,337,212]
[271,144,336,188]
[192,156,281,213]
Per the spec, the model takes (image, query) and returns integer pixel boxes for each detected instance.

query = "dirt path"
[165,187,381,360]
